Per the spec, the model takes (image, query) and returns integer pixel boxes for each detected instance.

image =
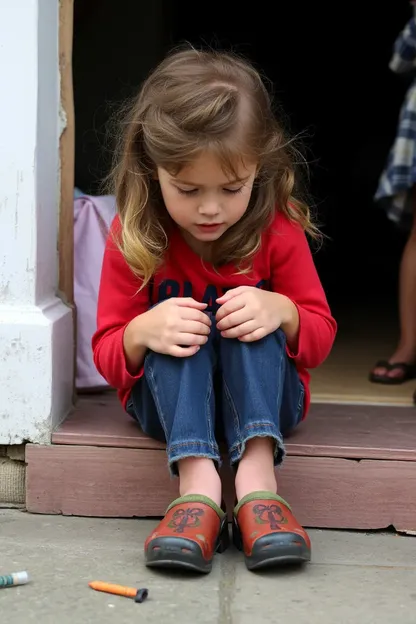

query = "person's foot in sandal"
[233,491,311,571]
[144,494,229,573]
[369,358,416,385]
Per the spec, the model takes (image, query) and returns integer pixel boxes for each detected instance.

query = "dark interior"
[73,1,413,319]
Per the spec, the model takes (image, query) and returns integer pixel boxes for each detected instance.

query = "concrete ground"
[1,510,415,623]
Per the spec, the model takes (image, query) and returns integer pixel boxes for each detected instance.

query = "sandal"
[233,491,311,571]
[369,360,416,385]
[144,494,229,573]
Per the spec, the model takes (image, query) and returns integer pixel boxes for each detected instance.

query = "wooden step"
[26,395,416,533]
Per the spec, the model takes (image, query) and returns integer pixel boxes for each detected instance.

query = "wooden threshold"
[52,394,416,462]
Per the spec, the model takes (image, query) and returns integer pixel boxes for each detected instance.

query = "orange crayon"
[89,581,148,603]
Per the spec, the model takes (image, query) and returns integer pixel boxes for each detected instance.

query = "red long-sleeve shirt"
[92,211,337,418]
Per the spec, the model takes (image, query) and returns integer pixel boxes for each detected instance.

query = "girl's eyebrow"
[173,176,250,186]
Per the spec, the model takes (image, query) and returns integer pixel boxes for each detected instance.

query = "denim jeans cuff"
[228,424,286,467]
[167,441,222,477]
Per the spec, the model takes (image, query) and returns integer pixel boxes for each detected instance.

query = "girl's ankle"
[178,457,222,507]
[234,438,277,502]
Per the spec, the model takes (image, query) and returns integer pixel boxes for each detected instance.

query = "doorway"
[71,0,415,404]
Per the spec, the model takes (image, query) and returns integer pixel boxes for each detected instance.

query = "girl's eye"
[177,188,198,195]
[176,187,243,196]
[223,187,243,194]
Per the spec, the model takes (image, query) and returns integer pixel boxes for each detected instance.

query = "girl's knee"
[144,343,214,377]
[222,328,286,352]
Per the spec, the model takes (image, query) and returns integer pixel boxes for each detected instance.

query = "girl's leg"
[219,328,303,493]
[219,329,309,570]
[129,341,221,505]
[128,337,227,573]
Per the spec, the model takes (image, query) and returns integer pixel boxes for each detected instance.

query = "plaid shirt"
[375,16,416,229]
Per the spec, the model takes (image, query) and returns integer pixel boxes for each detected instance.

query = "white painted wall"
[0,0,74,444]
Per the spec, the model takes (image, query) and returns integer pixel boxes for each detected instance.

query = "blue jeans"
[127,320,304,476]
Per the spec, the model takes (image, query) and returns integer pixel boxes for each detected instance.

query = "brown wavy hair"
[109,46,319,287]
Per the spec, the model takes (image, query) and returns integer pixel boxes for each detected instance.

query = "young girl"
[92,47,337,574]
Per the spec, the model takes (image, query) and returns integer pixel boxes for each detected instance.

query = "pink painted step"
[26,395,416,532]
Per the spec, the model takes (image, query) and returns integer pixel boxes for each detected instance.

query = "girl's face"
[157,151,257,254]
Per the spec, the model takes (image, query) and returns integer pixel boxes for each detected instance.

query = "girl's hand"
[216,286,296,342]
[128,298,211,358]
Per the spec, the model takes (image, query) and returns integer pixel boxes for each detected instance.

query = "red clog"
[233,491,311,571]
[145,494,229,573]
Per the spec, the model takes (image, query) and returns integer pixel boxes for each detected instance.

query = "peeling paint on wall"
[0,1,74,446]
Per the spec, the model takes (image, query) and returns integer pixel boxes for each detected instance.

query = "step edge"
[43,439,416,462]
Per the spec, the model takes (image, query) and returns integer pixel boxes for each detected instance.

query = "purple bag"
[74,193,117,389]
